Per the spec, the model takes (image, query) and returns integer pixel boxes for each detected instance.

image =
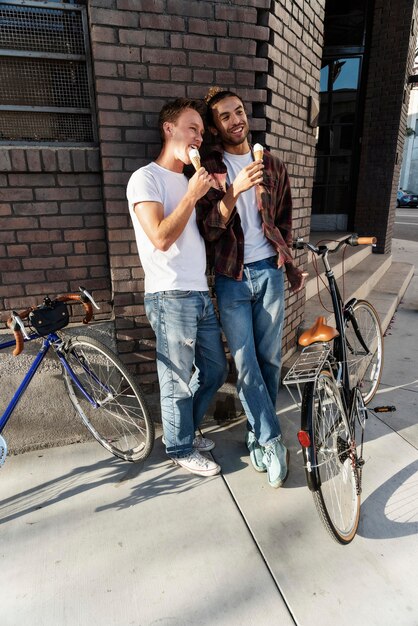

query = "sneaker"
[245,431,266,473]
[162,434,215,452]
[262,437,290,488]
[193,434,215,452]
[172,449,221,477]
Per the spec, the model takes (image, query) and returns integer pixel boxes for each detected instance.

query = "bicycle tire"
[302,371,360,544]
[62,335,154,462]
[345,300,383,404]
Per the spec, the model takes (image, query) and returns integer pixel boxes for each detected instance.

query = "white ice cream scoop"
[253,143,264,161]
[189,147,201,170]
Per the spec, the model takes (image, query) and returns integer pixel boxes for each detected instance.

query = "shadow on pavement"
[358,458,418,539]
[0,442,218,524]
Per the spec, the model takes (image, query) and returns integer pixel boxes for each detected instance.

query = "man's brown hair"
[204,87,245,128]
[158,98,205,142]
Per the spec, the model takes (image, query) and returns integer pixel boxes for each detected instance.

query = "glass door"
[312,56,362,230]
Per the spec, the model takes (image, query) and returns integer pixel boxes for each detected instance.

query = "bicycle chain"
[337,435,363,496]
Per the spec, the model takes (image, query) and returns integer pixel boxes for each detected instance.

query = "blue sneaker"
[262,437,290,488]
[245,431,266,473]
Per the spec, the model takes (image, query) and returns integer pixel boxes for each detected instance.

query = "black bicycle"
[283,235,385,544]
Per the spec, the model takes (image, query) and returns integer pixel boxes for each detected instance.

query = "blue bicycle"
[0,288,154,468]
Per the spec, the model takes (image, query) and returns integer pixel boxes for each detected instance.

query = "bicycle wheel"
[62,335,154,462]
[345,300,383,404]
[302,371,360,544]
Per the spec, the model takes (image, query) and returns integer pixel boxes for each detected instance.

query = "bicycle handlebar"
[357,237,377,245]
[6,287,99,356]
[293,233,377,255]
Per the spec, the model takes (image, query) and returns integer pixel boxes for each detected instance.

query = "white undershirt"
[127,162,207,293]
[223,150,276,263]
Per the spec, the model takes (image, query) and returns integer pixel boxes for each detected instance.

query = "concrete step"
[304,244,374,300]
[301,251,393,332]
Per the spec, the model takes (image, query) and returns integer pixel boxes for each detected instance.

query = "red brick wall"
[88,0,324,383]
[0,146,111,319]
[354,0,418,253]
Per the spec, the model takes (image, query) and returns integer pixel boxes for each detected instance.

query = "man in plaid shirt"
[196,87,305,488]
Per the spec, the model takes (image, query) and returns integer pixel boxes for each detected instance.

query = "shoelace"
[263,447,274,465]
[185,450,210,467]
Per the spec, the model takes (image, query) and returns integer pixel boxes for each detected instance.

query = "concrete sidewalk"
[1,239,418,626]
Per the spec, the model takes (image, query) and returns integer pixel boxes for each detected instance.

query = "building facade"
[1,0,417,389]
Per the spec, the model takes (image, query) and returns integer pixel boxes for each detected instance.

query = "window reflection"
[314,56,360,218]
[312,1,369,226]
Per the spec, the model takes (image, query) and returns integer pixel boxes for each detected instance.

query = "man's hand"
[232,160,264,195]
[188,167,215,201]
[286,264,309,294]
[216,159,264,225]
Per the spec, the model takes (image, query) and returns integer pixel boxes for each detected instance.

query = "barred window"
[0,0,97,144]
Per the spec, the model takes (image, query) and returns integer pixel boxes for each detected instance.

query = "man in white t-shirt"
[127,99,227,477]
[197,88,306,489]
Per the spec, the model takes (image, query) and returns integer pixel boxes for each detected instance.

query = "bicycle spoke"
[63,336,154,462]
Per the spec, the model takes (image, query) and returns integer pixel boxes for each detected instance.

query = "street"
[394,208,418,242]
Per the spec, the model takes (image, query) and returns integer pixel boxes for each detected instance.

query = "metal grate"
[0,1,96,144]
[0,3,85,55]
[0,110,94,143]
[2,57,90,108]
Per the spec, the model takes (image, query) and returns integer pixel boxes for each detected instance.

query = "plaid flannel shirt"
[195,146,296,281]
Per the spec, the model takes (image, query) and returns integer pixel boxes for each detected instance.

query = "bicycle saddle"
[298,316,340,347]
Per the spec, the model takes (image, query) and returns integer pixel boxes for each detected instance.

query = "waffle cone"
[190,156,201,171]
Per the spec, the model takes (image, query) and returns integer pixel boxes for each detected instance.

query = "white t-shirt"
[127,162,208,293]
[223,150,276,263]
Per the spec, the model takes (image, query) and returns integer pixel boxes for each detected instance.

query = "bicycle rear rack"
[283,343,332,408]
[283,343,332,386]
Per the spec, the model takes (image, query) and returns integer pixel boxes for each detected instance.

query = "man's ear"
[163,121,173,138]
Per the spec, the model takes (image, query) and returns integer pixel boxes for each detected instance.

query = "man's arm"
[196,159,264,242]
[273,159,307,293]
[274,162,293,248]
[217,160,264,224]
[134,168,213,251]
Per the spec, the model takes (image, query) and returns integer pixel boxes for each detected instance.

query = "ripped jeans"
[144,290,227,458]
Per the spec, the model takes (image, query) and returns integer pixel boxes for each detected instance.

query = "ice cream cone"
[189,147,201,171]
[253,143,263,161]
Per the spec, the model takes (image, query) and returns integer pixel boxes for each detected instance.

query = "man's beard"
[221,125,249,147]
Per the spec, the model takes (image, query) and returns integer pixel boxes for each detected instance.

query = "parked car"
[397,189,418,207]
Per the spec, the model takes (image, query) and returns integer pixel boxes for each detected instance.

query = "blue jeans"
[215,258,285,445]
[144,290,227,458]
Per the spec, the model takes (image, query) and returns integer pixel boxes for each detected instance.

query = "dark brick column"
[354,0,418,253]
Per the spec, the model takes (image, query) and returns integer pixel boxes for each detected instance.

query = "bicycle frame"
[0,332,102,436]
[316,246,352,406]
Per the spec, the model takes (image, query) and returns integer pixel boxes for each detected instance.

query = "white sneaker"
[193,434,215,452]
[162,434,215,452]
[172,449,221,477]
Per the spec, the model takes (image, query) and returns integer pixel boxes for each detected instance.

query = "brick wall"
[88,0,325,384]
[260,0,325,355]
[354,0,418,254]
[0,146,112,319]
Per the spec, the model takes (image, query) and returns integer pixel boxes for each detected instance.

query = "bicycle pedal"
[372,405,396,413]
